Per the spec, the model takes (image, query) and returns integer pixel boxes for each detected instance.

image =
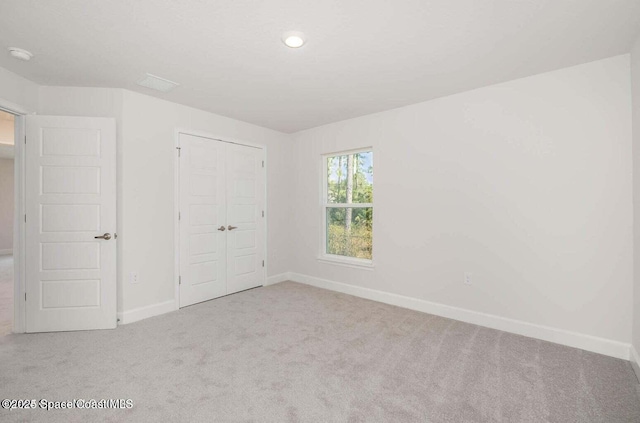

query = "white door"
[226,143,265,294]
[178,135,265,307]
[25,116,116,332]
[179,134,227,307]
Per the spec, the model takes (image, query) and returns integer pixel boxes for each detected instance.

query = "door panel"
[25,116,116,332]
[179,134,227,307]
[178,135,265,307]
[226,143,265,294]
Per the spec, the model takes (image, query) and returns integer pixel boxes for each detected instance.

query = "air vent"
[137,73,179,92]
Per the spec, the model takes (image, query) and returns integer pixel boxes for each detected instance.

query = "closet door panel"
[179,134,227,307]
[226,143,265,294]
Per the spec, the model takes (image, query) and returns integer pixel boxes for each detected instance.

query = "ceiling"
[0,1,639,133]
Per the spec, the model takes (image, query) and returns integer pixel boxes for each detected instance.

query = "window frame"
[319,147,374,268]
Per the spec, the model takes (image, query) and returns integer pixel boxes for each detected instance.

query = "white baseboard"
[0,249,12,256]
[288,272,631,361]
[630,346,640,383]
[117,300,177,325]
[265,272,292,286]
[117,273,292,326]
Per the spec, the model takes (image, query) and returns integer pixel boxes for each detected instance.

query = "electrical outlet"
[464,272,472,285]
[130,272,139,284]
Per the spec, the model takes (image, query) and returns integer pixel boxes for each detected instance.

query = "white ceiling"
[0,0,639,133]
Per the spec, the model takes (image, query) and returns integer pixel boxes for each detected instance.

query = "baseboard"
[265,272,292,286]
[630,346,640,383]
[288,272,631,361]
[117,274,291,326]
[117,300,177,325]
[0,249,12,256]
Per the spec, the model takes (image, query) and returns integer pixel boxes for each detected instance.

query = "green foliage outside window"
[326,151,373,260]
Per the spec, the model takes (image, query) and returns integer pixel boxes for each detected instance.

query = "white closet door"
[25,115,117,332]
[179,134,227,307]
[225,143,265,294]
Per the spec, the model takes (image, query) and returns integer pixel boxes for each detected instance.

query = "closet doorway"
[176,132,266,308]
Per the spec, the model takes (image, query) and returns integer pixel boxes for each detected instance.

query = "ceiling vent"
[137,73,179,92]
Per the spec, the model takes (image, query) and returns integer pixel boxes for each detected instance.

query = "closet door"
[225,143,266,294]
[179,134,227,307]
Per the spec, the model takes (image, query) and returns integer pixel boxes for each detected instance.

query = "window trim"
[319,147,373,267]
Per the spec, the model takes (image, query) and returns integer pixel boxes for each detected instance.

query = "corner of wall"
[0,66,39,113]
[631,345,640,383]
[631,32,640,373]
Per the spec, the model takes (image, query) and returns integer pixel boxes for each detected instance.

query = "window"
[322,149,373,265]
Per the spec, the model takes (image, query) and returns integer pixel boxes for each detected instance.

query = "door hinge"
[261,210,264,218]
[262,260,265,267]
[178,211,181,221]
[176,147,181,157]
[24,135,26,144]
[262,160,264,168]
[24,292,26,301]
[179,276,182,285]
[24,214,26,223]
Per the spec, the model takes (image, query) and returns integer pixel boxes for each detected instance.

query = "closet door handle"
[227,225,238,231]
[217,226,226,231]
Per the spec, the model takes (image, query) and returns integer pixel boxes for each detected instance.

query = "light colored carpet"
[0,255,12,337]
[1,281,639,422]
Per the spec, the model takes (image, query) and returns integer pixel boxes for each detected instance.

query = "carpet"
[0,281,639,422]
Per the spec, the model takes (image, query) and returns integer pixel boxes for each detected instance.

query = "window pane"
[327,152,373,204]
[326,207,373,259]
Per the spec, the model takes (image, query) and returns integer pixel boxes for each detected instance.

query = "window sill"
[317,255,375,270]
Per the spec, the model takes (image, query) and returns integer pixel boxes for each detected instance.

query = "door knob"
[217,226,226,231]
[94,233,112,240]
[227,225,238,231]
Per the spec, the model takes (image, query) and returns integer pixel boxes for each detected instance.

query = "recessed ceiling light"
[8,47,33,61]
[137,73,180,92]
[282,31,306,48]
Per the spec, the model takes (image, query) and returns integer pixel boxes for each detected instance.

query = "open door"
[25,116,116,332]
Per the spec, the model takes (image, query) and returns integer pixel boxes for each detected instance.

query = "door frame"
[173,128,267,310]
[0,97,31,334]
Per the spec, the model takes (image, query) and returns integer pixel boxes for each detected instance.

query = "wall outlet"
[464,272,472,285]
[130,272,139,284]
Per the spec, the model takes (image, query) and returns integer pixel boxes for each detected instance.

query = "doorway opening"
[0,109,15,336]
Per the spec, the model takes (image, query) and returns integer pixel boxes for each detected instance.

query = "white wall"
[1,53,636,356]
[37,86,292,316]
[291,55,633,346]
[0,158,14,253]
[0,66,38,112]
[0,112,15,145]
[631,35,640,363]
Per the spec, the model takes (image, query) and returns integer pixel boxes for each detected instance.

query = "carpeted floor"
[0,255,13,337]
[0,281,639,422]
